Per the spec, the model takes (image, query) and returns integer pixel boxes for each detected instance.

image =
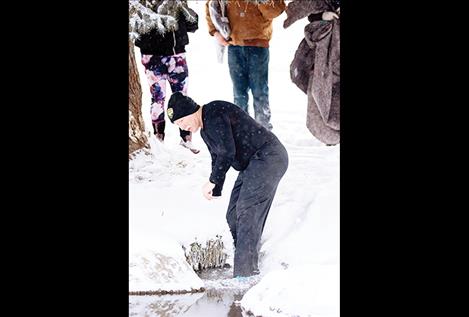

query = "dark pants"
[226,141,289,277]
[228,46,272,130]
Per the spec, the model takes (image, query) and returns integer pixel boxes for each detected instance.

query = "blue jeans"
[228,46,272,130]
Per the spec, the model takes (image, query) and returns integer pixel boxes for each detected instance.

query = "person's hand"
[202,181,216,200]
[322,11,339,21]
[214,32,229,46]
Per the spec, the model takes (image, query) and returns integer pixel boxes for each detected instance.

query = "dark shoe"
[155,132,165,142]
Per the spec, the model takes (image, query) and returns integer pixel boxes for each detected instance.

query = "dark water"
[129,289,249,317]
[129,268,254,317]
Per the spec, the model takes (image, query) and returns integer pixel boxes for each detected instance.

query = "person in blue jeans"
[228,46,271,130]
[206,0,286,130]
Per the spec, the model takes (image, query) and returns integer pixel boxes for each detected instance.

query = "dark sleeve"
[185,7,199,33]
[134,37,141,47]
[134,30,148,48]
[308,12,323,22]
[207,114,235,197]
[206,143,217,176]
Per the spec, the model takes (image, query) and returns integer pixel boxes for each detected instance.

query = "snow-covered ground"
[129,1,339,316]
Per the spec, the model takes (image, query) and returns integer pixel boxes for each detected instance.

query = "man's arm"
[184,7,199,33]
[205,0,218,36]
[207,114,236,196]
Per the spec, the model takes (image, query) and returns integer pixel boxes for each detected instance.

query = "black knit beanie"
[167,92,200,123]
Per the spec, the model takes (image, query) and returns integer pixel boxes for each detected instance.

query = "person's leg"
[166,53,192,142]
[252,183,280,272]
[228,46,250,114]
[248,47,272,130]
[166,54,200,153]
[233,143,288,277]
[226,173,244,248]
[233,175,278,277]
[142,54,168,141]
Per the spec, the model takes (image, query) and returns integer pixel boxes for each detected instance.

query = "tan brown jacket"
[205,0,285,48]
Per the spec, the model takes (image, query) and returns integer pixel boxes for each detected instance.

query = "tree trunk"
[129,40,149,157]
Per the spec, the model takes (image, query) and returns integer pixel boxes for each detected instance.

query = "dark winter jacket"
[135,10,198,56]
[200,101,280,196]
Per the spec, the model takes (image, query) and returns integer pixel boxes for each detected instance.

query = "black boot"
[153,122,166,143]
[155,132,165,142]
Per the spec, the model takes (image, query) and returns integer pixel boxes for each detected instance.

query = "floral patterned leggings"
[141,53,190,141]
